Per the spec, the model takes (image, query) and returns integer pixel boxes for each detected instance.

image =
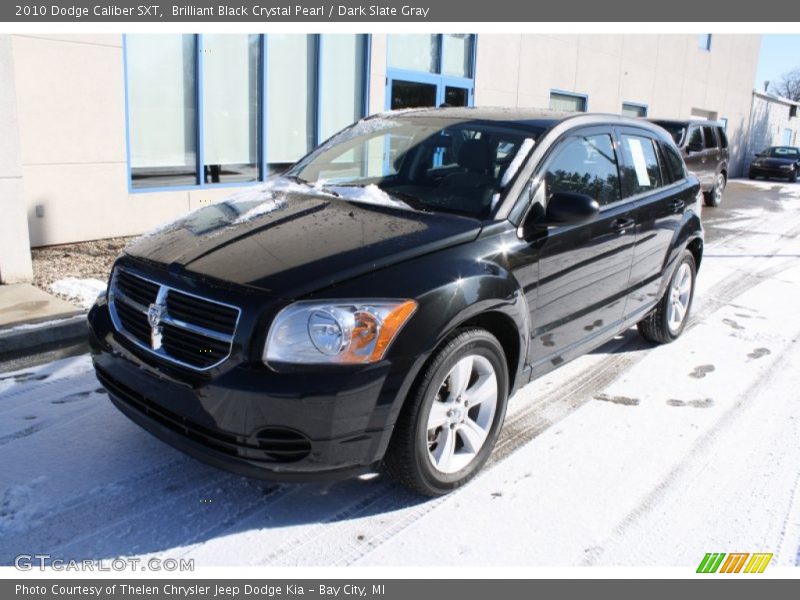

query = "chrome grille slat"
[108,267,241,371]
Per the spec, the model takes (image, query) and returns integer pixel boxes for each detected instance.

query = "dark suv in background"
[89,108,703,496]
[651,119,729,207]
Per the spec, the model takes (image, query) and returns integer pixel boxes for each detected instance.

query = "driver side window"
[544,134,622,206]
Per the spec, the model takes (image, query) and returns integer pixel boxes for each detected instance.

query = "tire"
[748,172,756,180]
[637,249,697,344]
[790,168,797,183]
[704,172,726,207]
[383,327,509,496]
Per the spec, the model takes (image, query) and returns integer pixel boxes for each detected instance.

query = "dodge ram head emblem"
[147,302,166,350]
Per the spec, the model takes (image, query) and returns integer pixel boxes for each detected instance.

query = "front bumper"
[749,165,795,179]
[88,300,407,482]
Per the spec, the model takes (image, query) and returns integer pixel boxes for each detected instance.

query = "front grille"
[108,267,241,370]
[96,367,311,463]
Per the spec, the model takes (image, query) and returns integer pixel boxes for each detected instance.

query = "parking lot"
[1,178,799,567]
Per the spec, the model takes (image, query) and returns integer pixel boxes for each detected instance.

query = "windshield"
[288,116,541,218]
[764,146,800,159]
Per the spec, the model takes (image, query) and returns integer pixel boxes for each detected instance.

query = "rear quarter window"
[660,142,687,182]
[717,127,728,148]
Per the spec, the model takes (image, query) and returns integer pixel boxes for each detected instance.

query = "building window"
[386,34,475,110]
[698,34,712,51]
[202,34,260,184]
[266,35,316,169]
[124,34,369,191]
[621,102,647,118]
[127,34,198,189]
[549,91,587,112]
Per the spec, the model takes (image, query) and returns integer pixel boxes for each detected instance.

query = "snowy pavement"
[1,179,799,567]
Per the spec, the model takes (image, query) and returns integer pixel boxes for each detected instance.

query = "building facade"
[746,90,800,162]
[0,33,761,283]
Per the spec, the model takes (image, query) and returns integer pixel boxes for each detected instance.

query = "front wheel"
[638,249,697,344]
[704,173,726,207]
[789,168,797,183]
[383,327,509,496]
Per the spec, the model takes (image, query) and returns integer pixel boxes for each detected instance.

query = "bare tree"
[770,68,800,102]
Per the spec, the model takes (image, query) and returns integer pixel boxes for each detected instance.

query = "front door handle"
[611,217,636,233]
[669,199,685,213]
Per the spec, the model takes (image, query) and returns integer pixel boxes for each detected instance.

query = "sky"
[754,35,800,93]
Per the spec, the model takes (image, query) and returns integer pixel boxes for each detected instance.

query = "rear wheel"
[704,172,726,207]
[383,327,508,496]
[638,250,696,344]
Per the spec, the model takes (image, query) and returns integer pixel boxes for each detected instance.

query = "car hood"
[124,186,482,297]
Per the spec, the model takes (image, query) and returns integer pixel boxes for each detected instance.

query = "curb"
[0,314,88,362]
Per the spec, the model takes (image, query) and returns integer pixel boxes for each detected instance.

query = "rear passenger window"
[702,126,717,149]
[717,127,728,148]
[544,134,621,206]
[661,142,687,182]
[620,134,663,195]
[687,127,703,149]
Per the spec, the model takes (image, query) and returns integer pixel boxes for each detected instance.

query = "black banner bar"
[2,0,798,22]
[4,579,800,600]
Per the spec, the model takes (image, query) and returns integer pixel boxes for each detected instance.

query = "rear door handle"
[611,217,636,233]
[669,199,685,213]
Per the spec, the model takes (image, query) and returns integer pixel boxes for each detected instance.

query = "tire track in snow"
[580,326,800,566]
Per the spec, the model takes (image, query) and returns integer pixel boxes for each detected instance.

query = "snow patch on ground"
[0,476,47,535]
[50,278,106,309]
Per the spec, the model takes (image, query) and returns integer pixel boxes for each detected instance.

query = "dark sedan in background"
[749,146,800,182]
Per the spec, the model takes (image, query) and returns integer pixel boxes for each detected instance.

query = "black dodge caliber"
[89,108,703,496]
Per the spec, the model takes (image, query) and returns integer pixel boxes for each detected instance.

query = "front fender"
[306,228,530,423]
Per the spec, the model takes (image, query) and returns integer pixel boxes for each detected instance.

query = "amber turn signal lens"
[368,299,417,362]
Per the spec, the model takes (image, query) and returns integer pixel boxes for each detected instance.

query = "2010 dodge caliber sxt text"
[89,108,704,496]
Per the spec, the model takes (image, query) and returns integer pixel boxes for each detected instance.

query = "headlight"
[264,300,417,365]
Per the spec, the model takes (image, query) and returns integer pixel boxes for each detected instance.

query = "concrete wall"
[746,92,800,169]
[474,34,761,176]
[10,34,218,248]
[0,35,33,283]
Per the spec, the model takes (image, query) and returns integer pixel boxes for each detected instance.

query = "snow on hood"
[50,278,107,310]
[323,184,410,210]
[500,138,536,188]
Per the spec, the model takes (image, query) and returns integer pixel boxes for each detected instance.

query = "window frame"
[549,89,589,113]
[384,34,477,111]
[123,33,371,194]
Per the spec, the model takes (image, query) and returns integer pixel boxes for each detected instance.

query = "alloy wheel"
[667,262,692,333]
[426,354,498,474]
[714,174,725,204]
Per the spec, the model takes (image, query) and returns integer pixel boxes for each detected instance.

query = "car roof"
[649,118,721,128]
[370,106,669,136]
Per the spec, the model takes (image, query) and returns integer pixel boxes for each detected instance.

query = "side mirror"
[754,152,762,158]
[687,142,704,153]
[545,192,600,224]
[523,192,599,234]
